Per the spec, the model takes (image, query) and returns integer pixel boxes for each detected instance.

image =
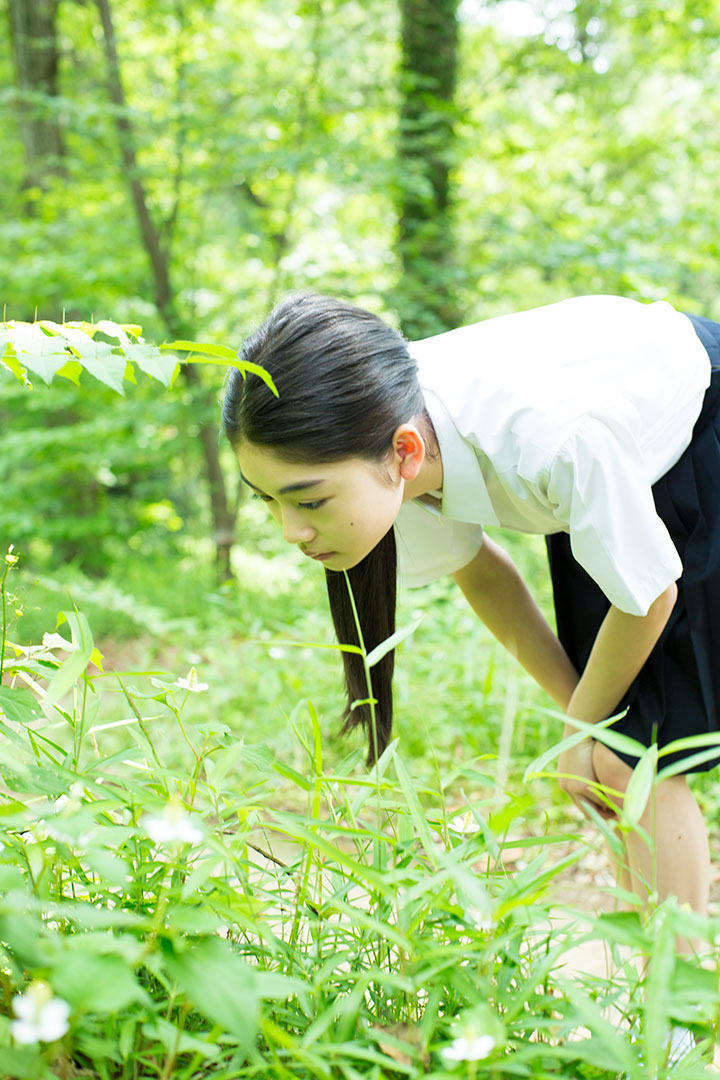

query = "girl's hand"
[557,730,616,820]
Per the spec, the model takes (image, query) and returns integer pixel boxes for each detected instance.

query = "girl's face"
[237,440,409,570]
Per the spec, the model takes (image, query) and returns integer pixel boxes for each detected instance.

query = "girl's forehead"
[237,442,365,492]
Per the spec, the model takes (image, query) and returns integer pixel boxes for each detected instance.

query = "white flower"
[10,982,70,1044]
[55,782,84,814]
[174,667,208,693]
[449,812,481,834]
[465,905,495,932]
[441,1034,496,1062]
[143,802,203,846]
[268,646,286,659]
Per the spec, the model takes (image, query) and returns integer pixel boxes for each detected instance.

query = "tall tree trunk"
[95,0,237,580]
[7,0,65,195]
[396,0,461,339]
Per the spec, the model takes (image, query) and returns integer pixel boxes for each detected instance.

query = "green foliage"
[0,319,276,394]
[0,319,274,577]
[3,0,720,582]
[454,0,720,321]
[1,552,719,1079]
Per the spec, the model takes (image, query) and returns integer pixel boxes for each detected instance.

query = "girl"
[221,292,720,987]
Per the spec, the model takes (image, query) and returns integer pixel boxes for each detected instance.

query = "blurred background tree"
[2,0,719,597]
[395,0,461,337]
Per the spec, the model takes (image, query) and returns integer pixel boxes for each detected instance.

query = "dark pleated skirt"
[546,313,720,773]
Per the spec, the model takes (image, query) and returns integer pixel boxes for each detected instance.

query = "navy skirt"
[546,313,720,773]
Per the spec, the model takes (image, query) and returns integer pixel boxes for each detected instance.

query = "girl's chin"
[322,553,357,571]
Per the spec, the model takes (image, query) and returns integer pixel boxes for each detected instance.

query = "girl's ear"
[392,423,425,481]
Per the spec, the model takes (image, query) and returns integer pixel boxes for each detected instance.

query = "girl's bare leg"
[591,741,710,953]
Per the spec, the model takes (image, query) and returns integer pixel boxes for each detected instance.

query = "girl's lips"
[306,551,334,561]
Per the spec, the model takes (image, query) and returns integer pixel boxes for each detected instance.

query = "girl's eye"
[298,499,327,511]
[252,492,274,503]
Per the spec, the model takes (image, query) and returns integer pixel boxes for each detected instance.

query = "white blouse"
[394,296,711,615]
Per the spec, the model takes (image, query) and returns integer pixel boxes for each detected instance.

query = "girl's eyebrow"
[239,471,326,495]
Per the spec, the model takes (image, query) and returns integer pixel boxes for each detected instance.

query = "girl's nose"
[281,511,316,546]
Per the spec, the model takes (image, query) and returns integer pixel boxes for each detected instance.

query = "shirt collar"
[421,387,499,526]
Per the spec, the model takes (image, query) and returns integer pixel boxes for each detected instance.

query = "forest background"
[3,0,720,771]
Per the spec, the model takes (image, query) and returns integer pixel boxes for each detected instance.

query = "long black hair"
[221,293,431,764]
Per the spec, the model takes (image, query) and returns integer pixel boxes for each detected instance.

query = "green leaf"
[0,687,42,725]
[164,340,237,360]
[83,848,130,887]
[365,617,423,668]
[524,715,645,782]
[622,743,657,826]
[54,359,83,385]
[36,322,127,392]
[180,856,224,901]
[237,359,278,395]
[271,759,311,790]
[9,322,72,384]
[53,951,147,1011]
[593,909,648,948]
[394,754,439,868]
[45,610,94,709]
[0,338,30,386]
[123,343,178,387]
[92,319,132,343]
[140,1018,220,1059]
[254,970,310,1000]
[65,320,141,340]
[258,637,364,657]
[0,1047,45,1079]
[162,936,259,1045]
[0,866,27,891]
[162,341,278,392]
[69,340,127,394]
[0,913,54,968]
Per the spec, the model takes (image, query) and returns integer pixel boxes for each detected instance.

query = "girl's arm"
[564,583,677,724]
[454,535,678,816]
[557,582,677,815]
[453,535,579,708]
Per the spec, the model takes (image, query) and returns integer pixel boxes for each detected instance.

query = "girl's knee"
[592,740,634,794]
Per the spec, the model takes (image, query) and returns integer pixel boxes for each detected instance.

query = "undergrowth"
[1,548,719,1079]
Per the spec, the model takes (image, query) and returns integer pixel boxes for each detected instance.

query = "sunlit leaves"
[1,319,176,393]
[0,321,271,394]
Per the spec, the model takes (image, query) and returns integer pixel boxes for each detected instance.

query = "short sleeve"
[394,500,484,588]
[546,418,682,615]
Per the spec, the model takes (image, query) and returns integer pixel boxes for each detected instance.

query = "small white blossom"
[143,802,203,846]
[10,982,70,1044]
[174,667,208,693]
[268,646,286,659]
[441,1034,496,1062]
[449,812,481,834]
[466,906,495,932]
[55,782,84,814]
[28,823,49,843]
